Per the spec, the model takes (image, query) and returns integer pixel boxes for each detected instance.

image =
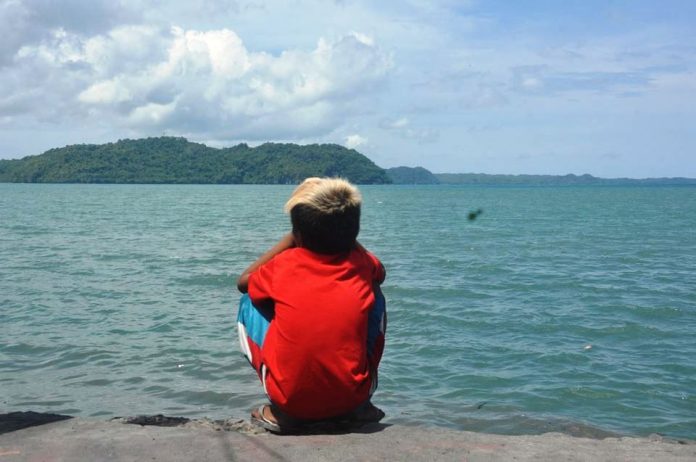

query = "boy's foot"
[250,405,283,434]
[250,401,385,434]
[349,401,385,423]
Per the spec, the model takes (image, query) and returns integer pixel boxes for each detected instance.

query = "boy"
[236,177,386,433]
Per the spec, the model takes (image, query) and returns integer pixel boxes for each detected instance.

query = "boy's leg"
[237,294,273,382]
[239,296,299,429]
[350,287,386,425]
[366,285,386,394]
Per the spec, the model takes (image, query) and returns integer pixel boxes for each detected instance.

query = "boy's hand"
[356,240,386,284]
[237,233,295,293]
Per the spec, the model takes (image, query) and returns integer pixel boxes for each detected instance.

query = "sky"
[1,0,695,177]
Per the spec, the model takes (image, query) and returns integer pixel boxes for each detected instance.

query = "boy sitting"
[236,177,386,433]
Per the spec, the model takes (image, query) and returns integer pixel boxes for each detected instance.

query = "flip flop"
[250,402,385,435]
[250,405,290,434]
[251,404,299,435]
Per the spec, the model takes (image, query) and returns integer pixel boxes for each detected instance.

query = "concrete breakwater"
[1,412,694,461]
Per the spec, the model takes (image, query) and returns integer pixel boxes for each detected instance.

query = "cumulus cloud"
[381,117,409,129]
[2,24,392,141]
[344,134,367,149]
[379,116,438,144]
[0,0,135,67]
[2,0,695,177]
[511,64,655,96]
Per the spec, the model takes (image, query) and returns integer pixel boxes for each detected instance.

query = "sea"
[1,183,695,439]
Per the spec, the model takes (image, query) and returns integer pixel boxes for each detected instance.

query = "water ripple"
[2,184,695,439]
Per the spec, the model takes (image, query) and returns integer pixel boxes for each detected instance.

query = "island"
[0,137,391,185]
[384,166,440,184]
[2,139,694,185]
[387,167,696,186]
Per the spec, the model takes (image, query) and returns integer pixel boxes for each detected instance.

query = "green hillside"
[435,172,602,185]
[0,137,391,184]
[385,166,440,184]
[434,172,696,186]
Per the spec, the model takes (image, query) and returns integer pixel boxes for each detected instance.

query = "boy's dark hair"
[291,203,360,254]
[285,178,362,254]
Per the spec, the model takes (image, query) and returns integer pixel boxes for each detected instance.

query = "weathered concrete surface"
[0,416,694,462]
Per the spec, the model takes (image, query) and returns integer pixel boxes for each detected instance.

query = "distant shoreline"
[2,138,694,185]
[385,167,696,186]
[2,181,696,187]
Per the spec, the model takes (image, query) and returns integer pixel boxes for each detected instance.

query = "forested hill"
[434,172,696,186]
[384,166,696,186]
[385,166,440,184]
[0,137,391,184]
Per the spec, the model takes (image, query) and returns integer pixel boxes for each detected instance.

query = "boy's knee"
[238,295,273,323]
[237,294,253,324]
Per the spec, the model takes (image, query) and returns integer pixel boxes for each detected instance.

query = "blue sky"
[1,0,695,177]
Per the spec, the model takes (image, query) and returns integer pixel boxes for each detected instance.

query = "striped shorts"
[237,287,387,398]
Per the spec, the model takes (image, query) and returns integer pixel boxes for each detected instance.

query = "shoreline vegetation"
[1,136,695,185]
[0,137,390,185]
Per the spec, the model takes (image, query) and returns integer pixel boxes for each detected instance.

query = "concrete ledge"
[0,413,694,461]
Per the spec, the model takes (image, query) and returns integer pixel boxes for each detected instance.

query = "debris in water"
[468,208,484,221]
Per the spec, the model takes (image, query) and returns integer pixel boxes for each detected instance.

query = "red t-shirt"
[248,246,385,420]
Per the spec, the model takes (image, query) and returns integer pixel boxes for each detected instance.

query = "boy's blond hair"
[284,177,362,214]
[284,177,362,254]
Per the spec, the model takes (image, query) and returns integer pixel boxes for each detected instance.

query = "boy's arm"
[237,233,295,293]
[356,241,386,284]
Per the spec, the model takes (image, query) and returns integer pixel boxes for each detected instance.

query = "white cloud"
[349,31,375,47]
[83,25,169,76]
[128,101,177,125]
[379,116,438,144]
[0,0,136,67]
[345,134,367,149]
[1,1,695,177]
[382,117,409,129]
[521,76,542,90]
[4,25,392,141]
[79,79,132,104]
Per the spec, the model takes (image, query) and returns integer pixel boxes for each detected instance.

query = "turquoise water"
[1,184,695,439]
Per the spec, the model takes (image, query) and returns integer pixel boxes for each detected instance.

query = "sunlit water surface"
[1,184,694,439]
